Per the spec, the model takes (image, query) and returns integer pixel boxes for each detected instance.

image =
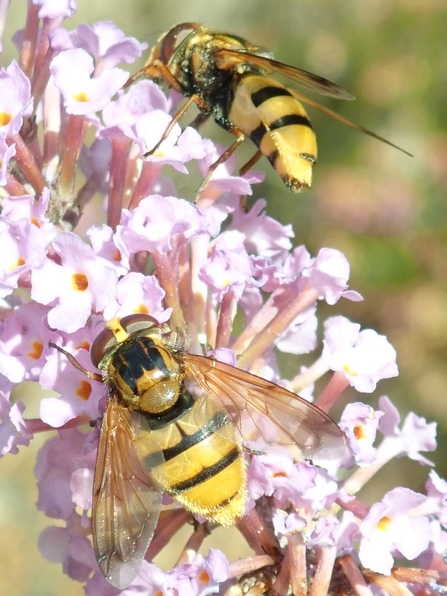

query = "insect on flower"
[51,314,345,589]
[126,22,411,194]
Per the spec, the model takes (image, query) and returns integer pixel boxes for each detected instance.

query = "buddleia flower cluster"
[0,2,446,595]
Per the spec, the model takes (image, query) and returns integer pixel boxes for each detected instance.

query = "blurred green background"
[1,0,447,594]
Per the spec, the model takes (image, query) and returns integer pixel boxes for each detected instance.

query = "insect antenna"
[49,341,102,382]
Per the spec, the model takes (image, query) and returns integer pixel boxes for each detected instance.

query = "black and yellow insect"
[52,314,345,588]
[127,22,410,193]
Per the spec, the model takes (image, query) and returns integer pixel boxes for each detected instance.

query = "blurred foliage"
[2,1,447,594]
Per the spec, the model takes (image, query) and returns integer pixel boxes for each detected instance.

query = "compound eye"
[91,326,117,368]
[90,315,160,368]
[119,314,158,335]
[160,22,201,62]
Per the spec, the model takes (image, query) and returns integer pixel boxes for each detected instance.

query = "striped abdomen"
[141,392,246,526]
[110,337,246,526]
[229,73,317,191]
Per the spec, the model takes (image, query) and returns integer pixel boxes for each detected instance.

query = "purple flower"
[69,21,147,70]
[272,509,307,536]
[50,48,128,115]
[377,395,437,464]
[39,515,96,582]
[359,488,432,574]
[169,549,229,596]
[118,195,213,254]
[102,272,172,322]
[0,391,32,455]
[135,113,210,171]
[276,304,318,355]
[322,316,399,392]
[200,230,256,300]
[0,60,33,136]
[302,248,363,305]
[340,402,383,464]
[0,135,16,185]
[425,471,447,524]
[35,429,94,519]
[306,511,358,551]
[31,233,117,332]
[101,79,171,137]
[33,0,77,19]
[0,217,47,297]
[228,197,294,258]
[0,302,56,383]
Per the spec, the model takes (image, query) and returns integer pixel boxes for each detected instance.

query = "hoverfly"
[126,22,410,194]
[52,314,345,588]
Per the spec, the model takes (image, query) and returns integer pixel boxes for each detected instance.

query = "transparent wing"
[287,87,413,156]
[92,397,162,589]
[182,354,345,465]
[215,48,411,156]
[214,47,355,100]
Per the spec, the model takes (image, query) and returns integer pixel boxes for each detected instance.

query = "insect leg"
[234,149,263,211]
[143,94,211,158]
[239,150,263,177]
[187,112,212,130]
[125,59,184,90]
[195,126,246,200]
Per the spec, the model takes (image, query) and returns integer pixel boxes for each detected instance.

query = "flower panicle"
[0,2,446,596]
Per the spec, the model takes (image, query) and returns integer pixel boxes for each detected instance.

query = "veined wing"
[92,397,162,589]
[288,87,412,156]
[214,47,354,100]
[182,354,345,465]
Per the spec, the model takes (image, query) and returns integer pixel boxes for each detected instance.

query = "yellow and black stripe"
[229,73,317,191]
[142,392,246,526]
[113,336,246,526]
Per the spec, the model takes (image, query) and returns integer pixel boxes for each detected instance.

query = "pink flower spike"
[322,316,398,392]
[50,48,128,115]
